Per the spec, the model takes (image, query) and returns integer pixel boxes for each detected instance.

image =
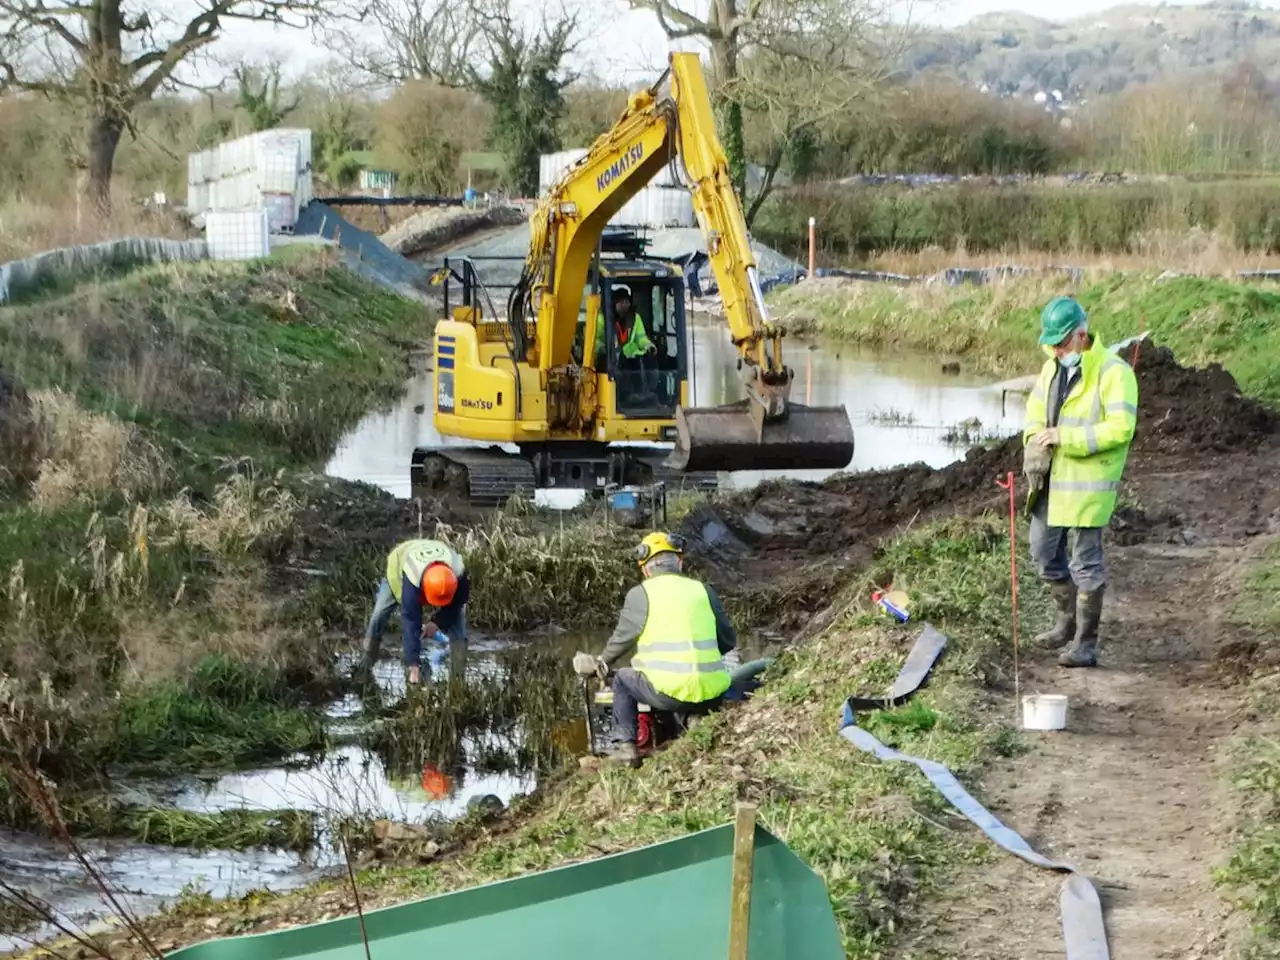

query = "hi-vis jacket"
[595,311,654,360]
[601,571,735,704]
[1022,333,1139,528]
[385,539,466,604]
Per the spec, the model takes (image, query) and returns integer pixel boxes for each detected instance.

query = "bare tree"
[326,0,484,86]
[465,0,579,195]
[628,0,910,216]
[0,0,335,214]
[234,58,301,131]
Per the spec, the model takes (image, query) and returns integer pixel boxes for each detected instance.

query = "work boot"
[1058,585,1104,668]
[1036,580,1077,650]
[605,740,641,768]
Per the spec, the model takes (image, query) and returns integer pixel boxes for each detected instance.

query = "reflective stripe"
[1106,401,1137,415]
[637,639,720,653]
[1049,479,1119,492]
[630,658,727,674]
[1058,416,1093,427]
[1084,425,1099,455]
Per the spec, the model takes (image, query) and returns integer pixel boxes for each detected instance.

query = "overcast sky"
[208,0,1280,85]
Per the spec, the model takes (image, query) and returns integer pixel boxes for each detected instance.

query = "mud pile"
[1123,342,1277,455]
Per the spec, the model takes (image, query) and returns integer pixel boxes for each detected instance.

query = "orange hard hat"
[421,562,458,607]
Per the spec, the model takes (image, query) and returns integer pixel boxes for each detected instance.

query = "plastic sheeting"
[839,625,1111,960]
[0,237,208,304]
[293,202,429,292]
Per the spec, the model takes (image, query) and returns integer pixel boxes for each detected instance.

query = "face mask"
[1059,351,1082,368]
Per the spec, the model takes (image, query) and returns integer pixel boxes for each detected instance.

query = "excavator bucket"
[664,400,855,474]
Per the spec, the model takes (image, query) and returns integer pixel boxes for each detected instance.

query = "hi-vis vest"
[386,539,466,603]
[595,311,653,360]
[631,574,731,703]
[1022,332,1139,528]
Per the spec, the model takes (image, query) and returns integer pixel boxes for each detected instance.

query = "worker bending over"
[1023,296,1138,668]
[578,532,736,764]
[363,538,469,685]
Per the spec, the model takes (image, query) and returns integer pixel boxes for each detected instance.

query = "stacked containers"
[187,128,313,234]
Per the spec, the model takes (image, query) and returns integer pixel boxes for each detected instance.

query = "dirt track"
[683,342,1280,955]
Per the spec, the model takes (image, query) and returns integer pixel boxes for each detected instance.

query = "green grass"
[89,516,1046,957]
[770,272,1280,402]
[1215,540,1280,957]
[0,250,428,474]
[96,654,327,772]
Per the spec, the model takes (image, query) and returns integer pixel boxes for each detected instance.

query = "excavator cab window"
[606,277,686,418]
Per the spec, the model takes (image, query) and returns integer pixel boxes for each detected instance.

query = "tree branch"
[0,0,87,53]
[627,0,709,40]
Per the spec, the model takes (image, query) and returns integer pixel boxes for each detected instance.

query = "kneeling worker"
[363,538,469,685]
[578,532,736,764]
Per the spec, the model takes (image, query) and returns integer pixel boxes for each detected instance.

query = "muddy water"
[0,634,587,951]
[325,323,1026,504]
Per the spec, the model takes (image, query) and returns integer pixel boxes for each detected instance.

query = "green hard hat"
[1039,296,1086,345]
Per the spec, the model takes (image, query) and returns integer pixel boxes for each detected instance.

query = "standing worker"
[574,532,736,764]
[1023,296,1138,668]
[362,538,469,685]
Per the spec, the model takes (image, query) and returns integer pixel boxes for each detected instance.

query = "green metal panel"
[166,824,841,960]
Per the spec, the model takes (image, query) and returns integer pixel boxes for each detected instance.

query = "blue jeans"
[362,577,469,673]
[1028,496,1107,592]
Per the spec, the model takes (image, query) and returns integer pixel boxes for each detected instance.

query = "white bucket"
[1022,694,1068,731]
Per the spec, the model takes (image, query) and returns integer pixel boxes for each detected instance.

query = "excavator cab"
[599,269,686,420]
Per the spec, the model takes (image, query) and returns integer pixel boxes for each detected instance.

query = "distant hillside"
[908,1,1280,98]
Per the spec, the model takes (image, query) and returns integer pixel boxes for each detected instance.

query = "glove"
[572,652,599,677]
[1022,437,1053,488]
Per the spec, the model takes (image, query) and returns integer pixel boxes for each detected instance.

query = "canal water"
[325,321,1026,504]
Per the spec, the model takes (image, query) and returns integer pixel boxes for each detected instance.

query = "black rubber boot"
[1036,580,1077,650]
[1059,585,1104,668]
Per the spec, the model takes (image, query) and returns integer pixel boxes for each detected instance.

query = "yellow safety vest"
[595,311,652,360]
[632,574,731,703]
[1022,332,1139,528]
[386,539,466,603]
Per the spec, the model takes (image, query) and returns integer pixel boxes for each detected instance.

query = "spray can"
[872,589,910,623]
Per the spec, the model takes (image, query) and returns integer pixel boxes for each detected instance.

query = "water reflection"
[325,325,1024,503]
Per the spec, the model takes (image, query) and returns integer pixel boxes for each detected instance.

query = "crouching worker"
[576,532,736,765]
[363,538,469,685]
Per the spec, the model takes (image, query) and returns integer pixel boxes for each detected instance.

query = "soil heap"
[1119,342,1276,455]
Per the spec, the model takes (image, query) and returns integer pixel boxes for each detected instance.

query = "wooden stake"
[728,802,758,960]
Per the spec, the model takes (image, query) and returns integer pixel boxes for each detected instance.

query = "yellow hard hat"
[635,531,685,565]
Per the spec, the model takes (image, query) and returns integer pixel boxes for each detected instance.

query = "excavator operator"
[573,532,736,765]
[593,285,658,397]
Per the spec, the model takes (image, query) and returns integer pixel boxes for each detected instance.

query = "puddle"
[325,325,1026,504]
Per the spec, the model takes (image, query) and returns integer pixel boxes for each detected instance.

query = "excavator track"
[411,445,720,507]
[411,447,537,506]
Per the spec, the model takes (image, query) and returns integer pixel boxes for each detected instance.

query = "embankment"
[55,339,1280,958]
[770,271,1280,404]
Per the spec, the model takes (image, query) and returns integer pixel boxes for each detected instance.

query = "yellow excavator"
[411,52,855,504]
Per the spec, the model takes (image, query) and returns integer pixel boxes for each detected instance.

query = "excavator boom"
[660,53,853,473]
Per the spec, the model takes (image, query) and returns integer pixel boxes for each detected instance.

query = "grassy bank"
[754,180,1280,261]
[1215,539,1280,958]
[770,272,1280,402]
[0,252,433,821]
[74,516,1047,958]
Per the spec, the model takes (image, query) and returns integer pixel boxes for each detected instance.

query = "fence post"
[808,217,816,279]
